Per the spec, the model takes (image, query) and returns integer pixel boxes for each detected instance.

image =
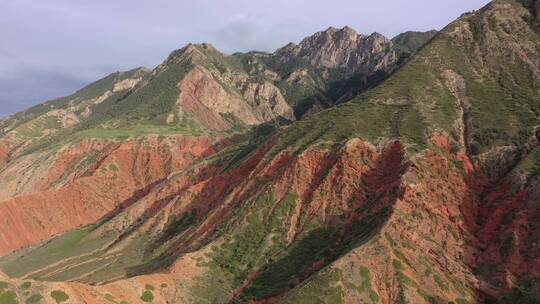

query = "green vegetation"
[268,1,539,158]
[19,282,30,290]
[207,185,392,301]
[24,294,43,304]
[417,288,442,304]
[11,116,61,142]
[140,290,154,303]
[517,147,540,177]
[392,30,438,56]
[274,101,399,155]
[104,294,115,302]
[0,290,17,304]
[433,273,449,291]
[1,67,148,142]
[104,293,129,304]
[243,226,339,299]
[0,224,113,279]
[158,210,197,245]
[79,62,191,130]
[209,192,297,286]
[392,250,420,294]
[0,219,152,284]
[50,290,69,303]
[485,281,540,304]
[108,163,119,172]
[144,284,154,291]
[13,57,203,156]
[271,58,439,156]
[288,269,344,304]
[385,233,409,264]
[347,266,380,302]
[189,268,233,303]
[397,271,419,288]
[455,298,469,304]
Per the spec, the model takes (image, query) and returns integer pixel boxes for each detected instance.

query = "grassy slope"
[0,68,148,140]
[280,1,540,303]
[392,30,438,56]
[272,0,540,157]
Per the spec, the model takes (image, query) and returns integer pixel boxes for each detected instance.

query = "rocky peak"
[161,42,222,68]
[367,31,388,42]
[298,26,365,51]
[274,26,396,74]
[324,26,338,33]
[333,25,362,42]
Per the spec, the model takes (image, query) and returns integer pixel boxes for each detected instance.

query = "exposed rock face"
[236,78,295,122]
[112,77,142,92]
[0,135,220,256]
[178,66,258,131]
[276,26,398,75]
[0,67,149,150]
[176,64,295,131]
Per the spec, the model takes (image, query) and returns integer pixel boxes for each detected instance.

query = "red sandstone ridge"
[0,132,537,303]
[0,135,221,256]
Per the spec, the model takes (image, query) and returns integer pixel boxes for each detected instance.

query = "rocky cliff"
[275,26,398,74]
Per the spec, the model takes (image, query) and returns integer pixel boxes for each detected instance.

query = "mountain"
[392,30,438,56]
[0,67,149,145]
[0,26,428,157]
[0,27,428,257]
[0,1,539,303]
[275,26,397,73]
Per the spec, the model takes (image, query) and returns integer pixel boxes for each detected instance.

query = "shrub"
[20,282,31,289]
[140,290,154,303]
[25,294,43,304]
[50,290,69,303]
[0,290,17,304]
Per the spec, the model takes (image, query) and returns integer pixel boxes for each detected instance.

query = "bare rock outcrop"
[275,26,398,75]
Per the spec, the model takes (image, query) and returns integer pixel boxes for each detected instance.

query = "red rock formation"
[0,135,220,256]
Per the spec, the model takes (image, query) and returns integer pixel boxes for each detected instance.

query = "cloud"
[206,15,308,53]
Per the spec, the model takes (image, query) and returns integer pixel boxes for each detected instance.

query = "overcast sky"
[0,0,491,117]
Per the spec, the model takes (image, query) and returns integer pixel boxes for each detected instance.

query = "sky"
[0,0,491,118]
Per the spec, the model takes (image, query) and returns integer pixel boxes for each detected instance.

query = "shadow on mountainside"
[460,128,540,303]
[231,140,409,302]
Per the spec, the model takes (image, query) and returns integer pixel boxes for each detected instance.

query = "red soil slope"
[0,135,220,256]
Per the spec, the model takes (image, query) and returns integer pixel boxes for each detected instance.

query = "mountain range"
[0,0,539,303]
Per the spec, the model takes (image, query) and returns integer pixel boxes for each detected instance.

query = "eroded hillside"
[0,1,539,304]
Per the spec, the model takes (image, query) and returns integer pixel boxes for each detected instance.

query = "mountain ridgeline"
[0,26,430,154]
[0,1,539,304]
